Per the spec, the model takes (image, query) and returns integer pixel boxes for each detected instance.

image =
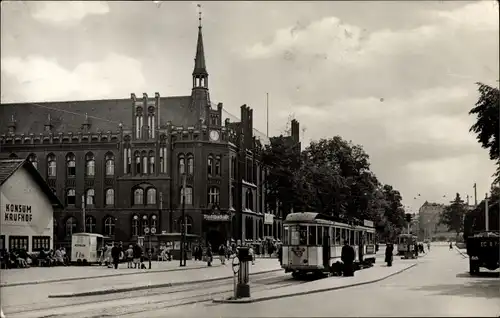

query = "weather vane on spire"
[197,4,202,27]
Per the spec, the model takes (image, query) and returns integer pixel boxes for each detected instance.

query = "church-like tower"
[191,9,210,123]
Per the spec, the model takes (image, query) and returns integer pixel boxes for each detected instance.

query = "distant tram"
[396,233,417,255]
[282,212,376,278]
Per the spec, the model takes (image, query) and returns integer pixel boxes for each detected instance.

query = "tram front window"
[290,226,308,245]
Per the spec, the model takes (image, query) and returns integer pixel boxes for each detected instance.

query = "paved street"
[123,245,499,317]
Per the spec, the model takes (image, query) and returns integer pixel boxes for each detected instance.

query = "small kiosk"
[156,232,199,260]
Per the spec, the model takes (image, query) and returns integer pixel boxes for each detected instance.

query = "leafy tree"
[469,82,500,184]
[463,185,499,239]
[439,193,467,239]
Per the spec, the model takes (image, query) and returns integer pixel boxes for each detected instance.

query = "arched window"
[151,215,158,232]
[105,152,115,176]
[178,154,185,175]
[28,153,38,170]
[159,146,166,173]
[86,188,95,205]
[215,156,221,176]
[66,153,76,177]
[208,187,220,205]
[149,151,155,174]
[85,152,95,177]
[207,155,213,175]
[47,154,57,177]
[136,107,143,139]
[9,153,18,158]
[85,216,96,233]
[142,151,148,174]
[142,215,149,235]
[134,151,141,175]
[104,216,115,236]
[146,188,157,205]
[177,216,193,234]
[65,217,77,237]
[133,188,144,205]
[246,189,253,210]
[187,154,194,174]
[105,188,114,206]
[180,186,193,205]
[66,188,76,205]
[132,215,139,236]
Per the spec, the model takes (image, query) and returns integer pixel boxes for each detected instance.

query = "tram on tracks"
[282,212,377,278]
[396,233,417,255]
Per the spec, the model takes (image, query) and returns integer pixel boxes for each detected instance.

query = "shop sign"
[204,214,230,221]
[363,220,374,228]
[264,213,274,225]
[3,204,33,223]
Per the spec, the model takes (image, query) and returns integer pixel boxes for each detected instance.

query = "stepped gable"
[0,95,194,134]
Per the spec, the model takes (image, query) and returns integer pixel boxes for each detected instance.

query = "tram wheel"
[292,271,303,279]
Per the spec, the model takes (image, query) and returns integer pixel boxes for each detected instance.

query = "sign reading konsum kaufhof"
[0,159,62,253]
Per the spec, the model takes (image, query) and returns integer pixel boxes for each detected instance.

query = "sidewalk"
[214,259,419,304]
[0,260,224,287]
[48,258,282,298]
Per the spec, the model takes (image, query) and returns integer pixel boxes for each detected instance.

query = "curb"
[454,247,468,258]
[1,263,228,288]
[213,263,418,304]
[48,268,282,298]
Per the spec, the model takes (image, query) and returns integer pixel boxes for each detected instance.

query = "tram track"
[5,271,309,318]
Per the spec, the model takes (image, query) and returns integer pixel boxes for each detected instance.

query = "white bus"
[282,212,376,278]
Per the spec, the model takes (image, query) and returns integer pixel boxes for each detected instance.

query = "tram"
[396,233,417,255]
[282,212,377,278]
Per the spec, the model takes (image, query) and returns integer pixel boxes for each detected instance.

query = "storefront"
[0,159,62,253]
[202,206,231,248]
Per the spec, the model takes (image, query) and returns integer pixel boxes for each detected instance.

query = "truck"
[466,232,499,274]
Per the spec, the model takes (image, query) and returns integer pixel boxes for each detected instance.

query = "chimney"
[291,119,300,143]
[8,114,16,134]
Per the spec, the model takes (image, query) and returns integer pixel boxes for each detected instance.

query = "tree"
[463,185,500,240]
[439,193,467,239]
[469,82,500,184]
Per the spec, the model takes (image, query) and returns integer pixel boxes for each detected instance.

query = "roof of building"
[193,25,207,76]
[0,159,63,208]
[0,96,199,135]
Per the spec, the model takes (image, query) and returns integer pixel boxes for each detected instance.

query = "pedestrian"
[341,240,355,276]
[206,244,213,267]
[449,242,453,250]
[385,243,393,267]
[218,244,226,265]
[111,242,121,269]
[126,245,134,268]
[277,244,283,266]
[249,245,255,265]
[133,243,142,269]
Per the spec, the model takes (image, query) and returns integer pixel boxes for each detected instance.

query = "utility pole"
[81,195,86,232]
[473,183,478,207]
[485,193,489,232]
[180,174,187,266]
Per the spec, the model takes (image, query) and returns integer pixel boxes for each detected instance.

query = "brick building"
[0,19,292,248]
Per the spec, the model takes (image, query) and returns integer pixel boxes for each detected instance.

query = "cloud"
[31,1,109,24]
[1,54,146,102]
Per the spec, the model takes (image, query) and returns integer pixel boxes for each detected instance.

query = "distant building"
[0,159,62,252]
[418,202,456,240]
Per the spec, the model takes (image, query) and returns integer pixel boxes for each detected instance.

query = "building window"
[180,186,193,205]
[142,215,149,235]
[133,188,144,205]
[215,155,221,176]
[146,188,157,205]
[186,154,194,175]
[231,157,236,179]
[142,151,148,174]
[135,151,141,175]
[136,107,143,139]
[9,236,29,251]
[67,188,76,206]
[177,216,193,234]
[28,153,38,170]
[65,217,77,237]
[178,154,185,175]
[231,185,236,208]
[160,147,165,173]
[207,155,213,175]
[85,152,95,177]
[86,188,95,206]
[132,215,139,236]
[9,153,18,159]
[208,187,220,205]
[66,153,76,177]
[124,147,131,174]
[246,189,253,210]
[104,217,115,236]
[148,110,156,138]
[32,236,50,251]
[47,154,57,177]
[149,151,155,174]
[151,215,157,232]
[105,188,114,206]
[105,152,115,176]
[85,216,96,233]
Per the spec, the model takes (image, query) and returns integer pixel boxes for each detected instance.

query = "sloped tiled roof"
[0,96,196,134]
[0,159,63,207]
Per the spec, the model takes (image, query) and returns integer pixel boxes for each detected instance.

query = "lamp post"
[180,174,187,267]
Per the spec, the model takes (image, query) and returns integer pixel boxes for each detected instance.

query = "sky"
[1,1,499,213]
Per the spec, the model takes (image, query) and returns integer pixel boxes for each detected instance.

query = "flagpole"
[266,92,269,138]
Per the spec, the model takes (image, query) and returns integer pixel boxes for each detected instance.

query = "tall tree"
[469,82,500,183]
[439,193,467,239]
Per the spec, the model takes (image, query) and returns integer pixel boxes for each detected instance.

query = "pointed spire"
[193,4,207,76]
